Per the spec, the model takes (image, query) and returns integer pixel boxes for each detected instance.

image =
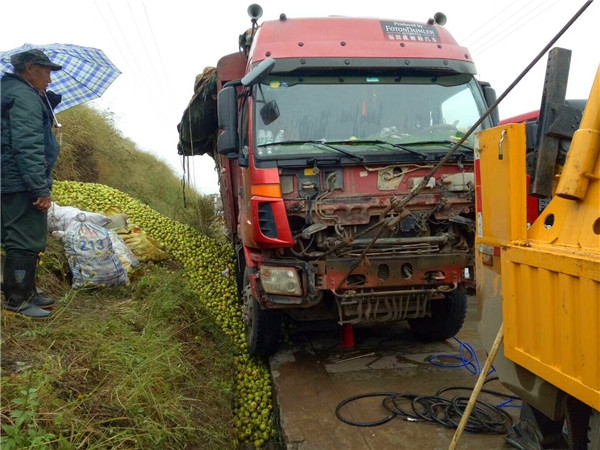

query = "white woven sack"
[64,214,128,289]
[48,202,111,233]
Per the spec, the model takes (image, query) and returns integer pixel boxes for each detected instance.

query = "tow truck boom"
[475,54,600,447]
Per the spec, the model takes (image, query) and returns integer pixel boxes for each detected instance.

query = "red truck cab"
[213,6,498,355]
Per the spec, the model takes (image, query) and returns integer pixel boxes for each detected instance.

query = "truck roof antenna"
[248,4,263,38]
[240,4,263,54]
[247,3,263,22]
[427,12,447,26]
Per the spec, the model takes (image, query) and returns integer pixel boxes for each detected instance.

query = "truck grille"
[336,291,431,324]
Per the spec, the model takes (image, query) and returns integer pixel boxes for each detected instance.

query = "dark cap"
[10,49,62,71]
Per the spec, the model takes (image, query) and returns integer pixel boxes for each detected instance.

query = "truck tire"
[589,410,600,450]
[243,269,282,357]
[407,286,468,341]
[564,396,591,450]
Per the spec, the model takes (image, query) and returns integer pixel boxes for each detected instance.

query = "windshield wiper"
[261,140,364,161]
[339,139,427,159]
[400,139,474,152]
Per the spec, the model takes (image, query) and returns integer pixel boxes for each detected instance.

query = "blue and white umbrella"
[0,43,121,113]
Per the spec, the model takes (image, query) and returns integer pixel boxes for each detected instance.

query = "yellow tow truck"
[475,47,600,449]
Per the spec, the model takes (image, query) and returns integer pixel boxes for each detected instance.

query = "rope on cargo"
[334,378,517,433]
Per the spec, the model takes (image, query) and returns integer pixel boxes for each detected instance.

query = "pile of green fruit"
[52,181,277,448]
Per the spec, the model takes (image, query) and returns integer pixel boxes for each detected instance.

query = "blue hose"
[427,336,496,376]
[428,337,521,408]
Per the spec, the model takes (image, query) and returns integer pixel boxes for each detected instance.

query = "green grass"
[1,106,237,449]
[1,240,236,449]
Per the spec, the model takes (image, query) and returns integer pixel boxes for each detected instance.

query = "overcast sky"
[1,0,598,195]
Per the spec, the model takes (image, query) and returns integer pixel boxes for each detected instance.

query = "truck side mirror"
[260,100,280,126]
[217,86,239,155]
[241,57,276,86]
[482,84,500,127]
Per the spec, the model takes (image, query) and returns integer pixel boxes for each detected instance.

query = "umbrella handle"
[43,92,62,129]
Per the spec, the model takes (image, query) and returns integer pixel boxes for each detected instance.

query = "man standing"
[1,49,62,318]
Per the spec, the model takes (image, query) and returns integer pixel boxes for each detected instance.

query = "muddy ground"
[270,297,519,450]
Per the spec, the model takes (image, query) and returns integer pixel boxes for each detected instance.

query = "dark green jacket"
[1,73,60,197]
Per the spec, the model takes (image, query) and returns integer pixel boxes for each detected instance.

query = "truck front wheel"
[243,269,282,356]
[407,286,468,341]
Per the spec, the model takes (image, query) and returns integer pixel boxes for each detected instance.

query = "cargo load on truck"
[176,66,218,157]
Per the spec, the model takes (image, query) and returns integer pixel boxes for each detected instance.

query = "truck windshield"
[253,73,488,160]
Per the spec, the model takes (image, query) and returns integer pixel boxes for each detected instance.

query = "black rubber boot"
[2,255,51,319]
[30,255,55,309]
[31,290,55,309]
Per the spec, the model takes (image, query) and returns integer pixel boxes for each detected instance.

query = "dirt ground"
[270,297,520,450]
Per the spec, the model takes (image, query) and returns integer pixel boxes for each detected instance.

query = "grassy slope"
[0,105,241,448]
[53,105,219,235]
[1,251,236,449]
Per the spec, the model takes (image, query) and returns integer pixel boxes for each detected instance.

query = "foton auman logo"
[380,21,440,43]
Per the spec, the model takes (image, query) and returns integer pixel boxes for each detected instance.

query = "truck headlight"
[260,266,302,296]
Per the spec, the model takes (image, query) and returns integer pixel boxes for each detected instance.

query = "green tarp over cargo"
[177,66,218,157]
